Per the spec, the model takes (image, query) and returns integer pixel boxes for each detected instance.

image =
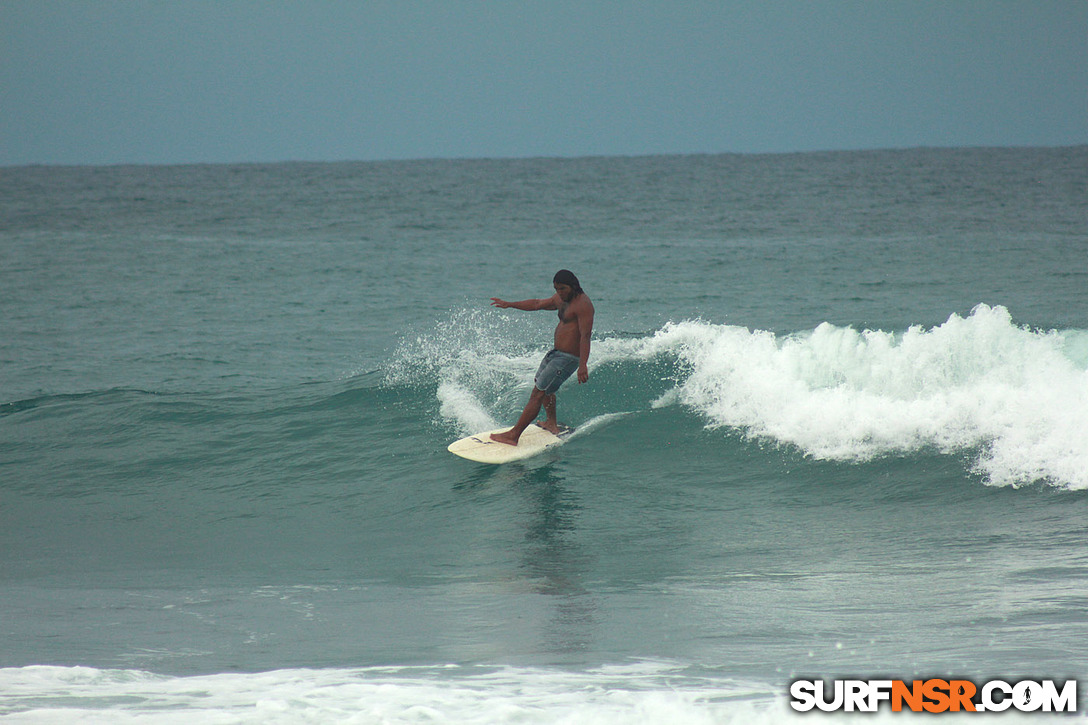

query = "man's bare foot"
[539,420,560,434]
[489,430,520,446]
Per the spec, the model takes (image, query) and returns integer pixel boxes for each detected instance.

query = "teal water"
[2,148,1087,721]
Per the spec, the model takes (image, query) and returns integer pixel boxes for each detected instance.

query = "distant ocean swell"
[391,304,1088,490]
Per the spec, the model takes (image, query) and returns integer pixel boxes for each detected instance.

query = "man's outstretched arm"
[490,295,559,311]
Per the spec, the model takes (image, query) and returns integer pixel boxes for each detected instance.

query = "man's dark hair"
[553,269,583,295]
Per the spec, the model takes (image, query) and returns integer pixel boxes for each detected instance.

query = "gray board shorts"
[534,349,580,394]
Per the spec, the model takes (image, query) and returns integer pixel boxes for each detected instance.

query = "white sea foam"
[0,663,790,724]
[622,305,1088,490]
[385,308,543,434]
[1,663,1070,723]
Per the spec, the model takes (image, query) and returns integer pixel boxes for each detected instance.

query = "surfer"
[488,270,594,446]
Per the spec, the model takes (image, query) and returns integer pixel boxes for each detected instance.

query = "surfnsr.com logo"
[789,679,1077,713]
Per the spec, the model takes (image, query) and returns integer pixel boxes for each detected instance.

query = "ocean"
[1,147,1087,722]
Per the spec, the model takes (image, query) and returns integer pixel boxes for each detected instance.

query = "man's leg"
[539,393,559,434]
[490,387,547,445]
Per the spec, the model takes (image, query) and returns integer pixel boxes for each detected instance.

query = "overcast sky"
[2,1,1086,166]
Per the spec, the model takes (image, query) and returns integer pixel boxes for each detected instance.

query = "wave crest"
[637,305,1088,489]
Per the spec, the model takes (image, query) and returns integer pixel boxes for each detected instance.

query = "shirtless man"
[489,270,594,446]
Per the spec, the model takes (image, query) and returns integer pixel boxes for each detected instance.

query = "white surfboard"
[447,424,573,464]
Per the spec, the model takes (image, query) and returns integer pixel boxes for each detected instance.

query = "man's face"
[554,283,574,301]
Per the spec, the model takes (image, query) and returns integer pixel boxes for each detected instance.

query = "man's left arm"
[577,301,594,383]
